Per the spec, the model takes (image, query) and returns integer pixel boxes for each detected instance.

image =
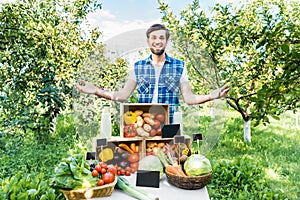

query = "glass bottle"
[100,104,112,138]
[173,104,183,135]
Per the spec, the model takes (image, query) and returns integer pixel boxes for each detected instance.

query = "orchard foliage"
[0,0,101,140]
[158,0,300,125]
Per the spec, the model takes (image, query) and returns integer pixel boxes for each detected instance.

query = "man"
[75,24,229,123]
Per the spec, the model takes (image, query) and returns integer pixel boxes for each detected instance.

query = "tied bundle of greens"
[50,154,97,190]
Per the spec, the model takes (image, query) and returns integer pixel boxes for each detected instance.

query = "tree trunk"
[244,120,251,143]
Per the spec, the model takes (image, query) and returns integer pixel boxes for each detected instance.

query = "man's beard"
[150,47,165,56]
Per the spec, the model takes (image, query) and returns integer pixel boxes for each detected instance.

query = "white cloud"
[0,0,16,3]
[87,9,161,41]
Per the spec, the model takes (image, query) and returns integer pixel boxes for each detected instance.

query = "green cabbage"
[138,155,164,178]
[184,154,212,176]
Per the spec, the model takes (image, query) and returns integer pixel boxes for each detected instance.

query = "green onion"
[116,176,159,200]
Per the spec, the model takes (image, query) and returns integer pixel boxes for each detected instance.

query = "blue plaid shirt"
[134,54,184,123]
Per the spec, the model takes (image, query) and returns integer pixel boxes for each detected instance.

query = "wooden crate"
[96,137,144,163]
[120,103,170,138]
[144,136,191,157]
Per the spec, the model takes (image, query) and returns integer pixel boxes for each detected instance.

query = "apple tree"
[158,0,299,142]
[0,0,102,142]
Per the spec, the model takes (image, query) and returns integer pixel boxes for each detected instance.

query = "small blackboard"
[86,152,96,160]
[162,124,180,138]
[174,135,185,144]
[97,138,107,147]
[192,133,203,141]
[136,170,160,188]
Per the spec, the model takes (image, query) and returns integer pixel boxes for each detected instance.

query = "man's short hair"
[146,24,170,40]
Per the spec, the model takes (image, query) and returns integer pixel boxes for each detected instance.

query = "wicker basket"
[165,171,213,190]
[61,177,117,200]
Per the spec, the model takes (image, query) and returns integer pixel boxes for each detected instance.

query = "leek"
[116,176,159,200]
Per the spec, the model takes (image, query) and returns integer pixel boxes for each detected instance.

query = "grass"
[183,105,300,199]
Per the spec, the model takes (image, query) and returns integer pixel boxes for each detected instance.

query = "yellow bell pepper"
[123,111,137,125]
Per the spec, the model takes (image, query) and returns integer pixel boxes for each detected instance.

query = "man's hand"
[210,85,230,100]
[75,80,98,95]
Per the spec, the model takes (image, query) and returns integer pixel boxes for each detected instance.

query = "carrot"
[135,146,139,153]
[130,143,137,153]
[166,165,186,177]
[119,143,134,153]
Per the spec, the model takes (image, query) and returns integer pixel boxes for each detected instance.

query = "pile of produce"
[98,143,140,177]
[145,141,166,156]
[123,110,166,137]
[51,153,159,199]
[157,144,212,177]
[89,162,117,186]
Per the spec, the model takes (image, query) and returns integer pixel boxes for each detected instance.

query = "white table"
[95,173,210,200]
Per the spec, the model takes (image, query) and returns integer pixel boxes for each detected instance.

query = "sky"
[0,0,239,41]
[87,0,238,41]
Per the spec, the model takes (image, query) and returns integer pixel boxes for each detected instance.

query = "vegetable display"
[98,143,140,176]
[123,109,166,138]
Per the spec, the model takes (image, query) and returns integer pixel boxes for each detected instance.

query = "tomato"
[130,162,139,169]
[100,162,107,169]
[125,170,131,176]
[131,167,136,173]
[107,164,117,175]
[91,169,99,177]
[120,169,125,176]
[97,179,104,186]
[101,168,107,174]
[125,166,131,172]
[102,172,115,184]
[155,113,165,123]
[128,153,139,163]
[94,164,102,173]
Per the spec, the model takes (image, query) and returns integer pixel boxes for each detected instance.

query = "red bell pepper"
[124,124,137,138]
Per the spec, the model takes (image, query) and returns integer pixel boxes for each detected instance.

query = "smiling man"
[76,24,229,123]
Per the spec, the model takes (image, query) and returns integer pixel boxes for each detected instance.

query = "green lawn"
[183,106,299,199]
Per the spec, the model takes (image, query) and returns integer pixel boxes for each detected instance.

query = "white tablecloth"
[94,173,210,200]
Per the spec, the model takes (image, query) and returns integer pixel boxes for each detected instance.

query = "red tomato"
[91,169,99,177]
[131,168,136,173]
[94,164,102,173]
[125,170,131,176]
[101,168,107,174]
[100,162,107,169]
[102,172,115,184]
[107,164,117,175]
[125,166,131,172]
[130,162,139,169]
[120,169,125,176]
[97,179,104,186]
[128,153,139,163]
